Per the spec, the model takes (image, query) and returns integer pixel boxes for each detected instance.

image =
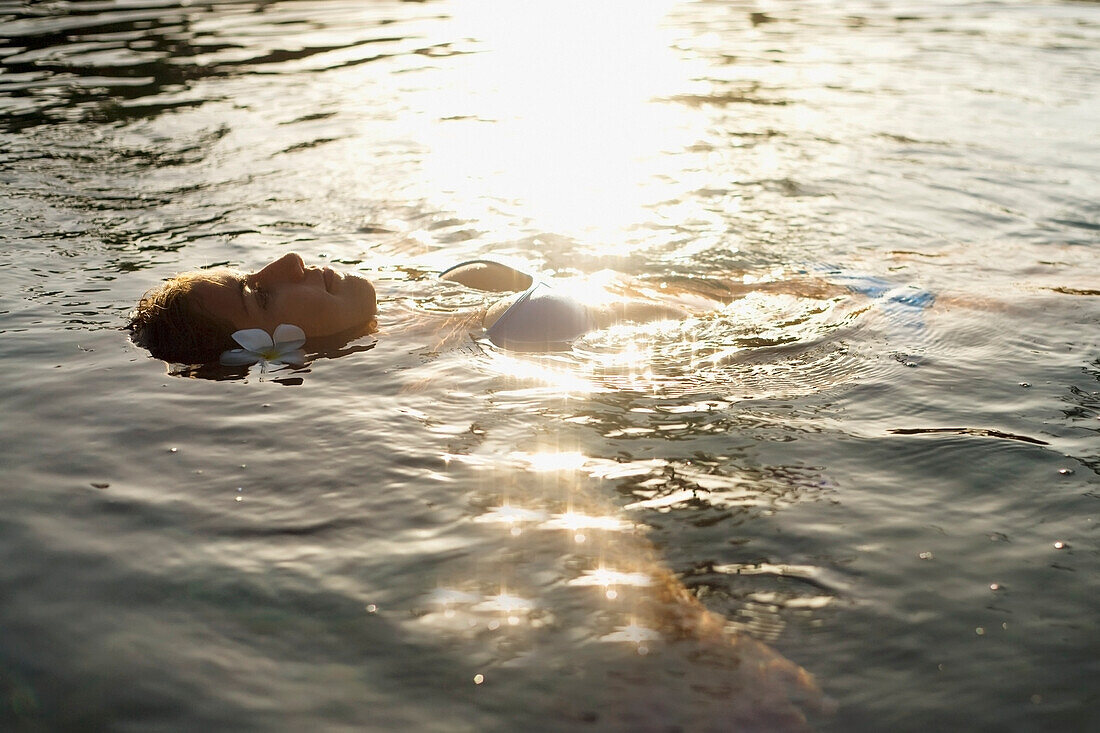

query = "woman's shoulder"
[439,260,533,293]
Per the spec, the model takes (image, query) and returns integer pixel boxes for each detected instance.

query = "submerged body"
[130,254,687,363]
[130,252,934,364]
[442,259,688,352]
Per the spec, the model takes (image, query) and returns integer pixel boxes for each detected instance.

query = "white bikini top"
[485,281,595,352]
[439,259,596,351]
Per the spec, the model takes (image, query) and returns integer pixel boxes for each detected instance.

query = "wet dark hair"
[127,272,237,363]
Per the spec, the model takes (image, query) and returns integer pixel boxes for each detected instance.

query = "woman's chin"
[309,319,377,351]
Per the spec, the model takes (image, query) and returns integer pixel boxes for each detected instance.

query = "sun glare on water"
[407,0,703,244]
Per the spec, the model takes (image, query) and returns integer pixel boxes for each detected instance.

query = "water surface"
[2,0,1099,730]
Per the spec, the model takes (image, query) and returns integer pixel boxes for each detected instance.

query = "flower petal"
[220,349,261,366]
[267,349,306,367]
[272,323,306,351]
[232,328,274,352]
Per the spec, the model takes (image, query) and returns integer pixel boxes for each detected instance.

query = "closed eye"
[241,278,269,310]
[253,283,270,309]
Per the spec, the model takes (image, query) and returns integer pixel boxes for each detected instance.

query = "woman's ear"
[439,260,534,293]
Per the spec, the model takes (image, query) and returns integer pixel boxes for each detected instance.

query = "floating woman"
[127,251,894,364]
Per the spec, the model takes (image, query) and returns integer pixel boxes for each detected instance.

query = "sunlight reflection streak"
[568,567,653,588]
[543,511,632,533]
[407,0,702,241]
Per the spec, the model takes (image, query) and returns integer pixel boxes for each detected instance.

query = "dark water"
[2,0,1098,730]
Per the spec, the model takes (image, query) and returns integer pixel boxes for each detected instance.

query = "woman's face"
[190,253,377,339]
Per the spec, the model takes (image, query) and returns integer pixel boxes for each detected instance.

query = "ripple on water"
[1,1,1099,732]
[0,0,449,130]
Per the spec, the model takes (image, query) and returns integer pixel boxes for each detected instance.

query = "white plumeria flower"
[220,323,306,373]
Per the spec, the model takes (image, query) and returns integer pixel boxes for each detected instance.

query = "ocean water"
[1,0,1098,730]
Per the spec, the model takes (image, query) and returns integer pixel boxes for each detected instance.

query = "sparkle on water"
[1,0,1097,731]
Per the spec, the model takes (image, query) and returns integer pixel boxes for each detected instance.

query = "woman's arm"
[439,260,533,293]
[640,275,847,304]
[590,299,688,329]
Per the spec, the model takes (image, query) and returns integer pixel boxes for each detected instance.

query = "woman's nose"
[253,252,305,286]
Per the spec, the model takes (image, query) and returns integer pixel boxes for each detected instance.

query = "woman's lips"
[323,267,335,292]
